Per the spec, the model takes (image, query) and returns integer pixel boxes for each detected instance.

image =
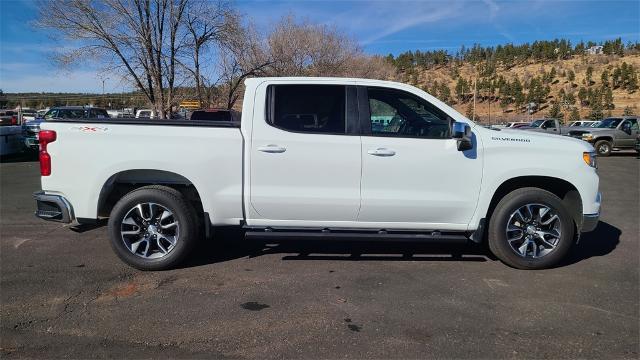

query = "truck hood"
[481,127,594,152]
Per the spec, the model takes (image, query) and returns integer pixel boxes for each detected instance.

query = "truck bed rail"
[47,117,240,128]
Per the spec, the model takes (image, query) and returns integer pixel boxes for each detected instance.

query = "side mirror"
[452,122,473,151]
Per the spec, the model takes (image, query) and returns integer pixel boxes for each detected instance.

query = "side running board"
[244,227,469,243]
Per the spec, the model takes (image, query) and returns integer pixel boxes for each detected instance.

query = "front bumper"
[33,191,74,223]
[581,213,599,232]
[24,136,38,149]
[581,192,601,232]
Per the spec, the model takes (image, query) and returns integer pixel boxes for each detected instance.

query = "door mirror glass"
[452,122,472,151]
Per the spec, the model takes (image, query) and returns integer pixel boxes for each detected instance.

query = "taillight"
[39,130,57,176]
[11,116,17,125]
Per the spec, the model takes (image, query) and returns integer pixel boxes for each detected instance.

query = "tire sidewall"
[107,189,196,270]
[489,189,574,269]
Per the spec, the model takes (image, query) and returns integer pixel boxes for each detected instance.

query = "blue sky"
[1,0,639,93]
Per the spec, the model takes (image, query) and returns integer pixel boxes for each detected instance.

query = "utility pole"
[472,77,477,121]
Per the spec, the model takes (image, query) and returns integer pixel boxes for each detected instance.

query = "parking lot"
[1,154,638,359]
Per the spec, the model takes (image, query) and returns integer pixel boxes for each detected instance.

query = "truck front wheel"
[594,140,612,156]
[107,186,198,270]
[488,188,574,270]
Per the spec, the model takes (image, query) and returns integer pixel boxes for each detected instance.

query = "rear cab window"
[267,85,347,135]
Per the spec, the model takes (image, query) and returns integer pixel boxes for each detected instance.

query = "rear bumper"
[33,191,74,223]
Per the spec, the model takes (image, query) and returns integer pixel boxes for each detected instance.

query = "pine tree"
[569,107,580,122]
[578,87,588,106]
[603,87,614,109]
[455,77,468,102]
[585,66,594,86]
[465,103,474,120]
[568,69,576,83]
[439,83,451,104]
[547,102,563,119]
[601,70,610,88]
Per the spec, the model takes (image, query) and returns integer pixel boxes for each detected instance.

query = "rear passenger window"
[267,85,346,134]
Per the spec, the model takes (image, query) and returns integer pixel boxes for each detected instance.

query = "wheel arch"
[97,169,204,219]
[594,136,613,143]
[485,176,583,236]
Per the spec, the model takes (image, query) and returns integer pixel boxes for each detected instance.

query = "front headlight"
[582,133,594,141]
[583,151,597,168]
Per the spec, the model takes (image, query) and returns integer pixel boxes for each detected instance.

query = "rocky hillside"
[399,54,639,124]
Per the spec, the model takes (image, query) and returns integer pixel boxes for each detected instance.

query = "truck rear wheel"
[488,188,574,270]
[594,140,612,156]
[107,186,198,270]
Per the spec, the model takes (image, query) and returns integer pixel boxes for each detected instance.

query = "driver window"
[367,87,451,139]
[545,120,556,128]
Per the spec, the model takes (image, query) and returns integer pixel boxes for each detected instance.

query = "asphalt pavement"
[1,153,638,359]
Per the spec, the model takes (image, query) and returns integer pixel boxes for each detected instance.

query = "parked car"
[189,108,239,122]
[0,125,24,156]
[568,120,598,127]
[20,109,38,122]
[135,109,156,119]
[33,77,600,271]
[635,134,640,156]
[505,121,530,128]
[0,110,18,126]
[23,106,109,151]
[519,118,573,135]
[569,116,640,156]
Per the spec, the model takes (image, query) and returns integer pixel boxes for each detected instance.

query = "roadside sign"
[180,100,201,109]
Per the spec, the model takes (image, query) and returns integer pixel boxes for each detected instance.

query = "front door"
[357,86,483,229]
[249,83,362,223]
[615,118,639,147]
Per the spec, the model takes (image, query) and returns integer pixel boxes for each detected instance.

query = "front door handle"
[257,144,287,153]
[367,148,396,157]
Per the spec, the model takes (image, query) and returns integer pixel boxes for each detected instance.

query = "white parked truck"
[34,77,601,270]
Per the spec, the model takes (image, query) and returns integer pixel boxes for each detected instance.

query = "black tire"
[488,187,575,270]
[107,185,199,271]
[594,140,612,157]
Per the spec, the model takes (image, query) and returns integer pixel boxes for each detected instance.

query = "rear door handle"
[257,144,287,153]
[367,148,396,157]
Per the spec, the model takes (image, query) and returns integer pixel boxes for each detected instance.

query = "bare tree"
[182,1,237,107]
[216,15,398,109]
[38,0,190,118]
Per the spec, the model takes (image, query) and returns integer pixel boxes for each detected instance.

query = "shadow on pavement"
[183,221,621,269]
[562,221,621,266]
[182,227,490,269]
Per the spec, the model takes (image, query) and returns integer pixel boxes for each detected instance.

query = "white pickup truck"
[34,77,601,270]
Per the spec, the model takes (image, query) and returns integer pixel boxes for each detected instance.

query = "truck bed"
[40,118,244,225]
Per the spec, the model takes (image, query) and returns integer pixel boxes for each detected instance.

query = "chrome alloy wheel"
[597,143,610,155]
[120,202,179,259]
[505,203,562,259]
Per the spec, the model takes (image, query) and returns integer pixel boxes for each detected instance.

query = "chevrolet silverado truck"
[33,77,601,270]
[568,116,639,156]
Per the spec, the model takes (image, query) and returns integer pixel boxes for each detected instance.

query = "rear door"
[357,86,482,229]
[249,83,362,223]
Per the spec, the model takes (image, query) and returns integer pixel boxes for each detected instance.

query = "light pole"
[102,77,109,95]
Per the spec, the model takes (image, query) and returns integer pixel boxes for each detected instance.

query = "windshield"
[530,119,545,127]
[596,118,622,128]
